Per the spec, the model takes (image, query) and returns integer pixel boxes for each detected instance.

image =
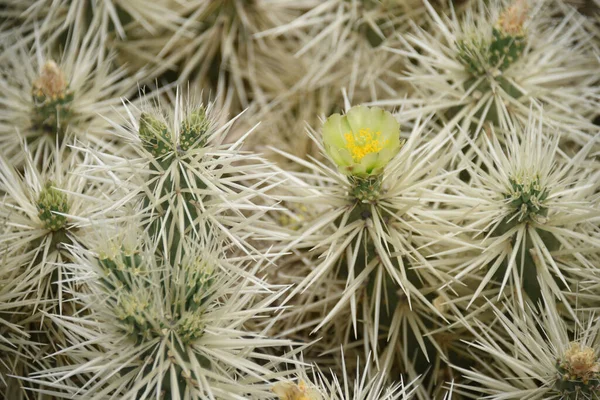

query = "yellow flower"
[322,105,401,177]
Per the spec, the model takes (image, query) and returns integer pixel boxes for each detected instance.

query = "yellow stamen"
[344,128,387,162]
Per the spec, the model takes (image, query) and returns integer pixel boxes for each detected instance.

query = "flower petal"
[345,105,370,134]
[361,152,380,174]
[327,145,346,167]
[378,113,401,144]
[323,113,350,149]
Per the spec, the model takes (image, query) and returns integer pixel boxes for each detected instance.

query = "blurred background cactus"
[0,0,599,399]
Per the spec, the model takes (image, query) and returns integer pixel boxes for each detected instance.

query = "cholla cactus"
[271,105,463,377]
[246,0,415,160]
[24,233,298,399]
[272,352,424,400]
[94,89,284,258]
[0,0,181,47]
[0,253,42,400]
[0,32,144,167]
[454,289,600,399]
[0,142,120,399]
[256,0,422,97]
[120,0,307,110]
[448,114,600,311]
[1,1,600,399]
[381,0,599,145]
[0,143,118,314]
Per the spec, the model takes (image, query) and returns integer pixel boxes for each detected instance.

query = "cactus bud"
[33,61,67,98]
[138,112,171,158]
[180,107,210,151]
[490,0,527,71]
[31,60,74,133]
[115,291,153,344]
[496,0,528,36]
[37,182,69,231]
[457,1,528,76]
[177,312,205,344]
[506,173,549,222]
[554,342,600,398]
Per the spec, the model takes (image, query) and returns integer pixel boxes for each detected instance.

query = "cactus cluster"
[1,0,599,400]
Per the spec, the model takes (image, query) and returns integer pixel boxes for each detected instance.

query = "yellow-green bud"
[322,105,402,177]
[180,107,210,151]
[37,182,69,231]
[506,173,549,222]
[177,312,205,343]
[138,112,171,158]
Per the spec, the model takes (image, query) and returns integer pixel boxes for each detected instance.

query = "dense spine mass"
[0,1,598,399]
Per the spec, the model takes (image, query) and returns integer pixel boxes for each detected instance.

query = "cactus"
[0,1,599,399]
[25,233,298,399]
[393,0,598,146]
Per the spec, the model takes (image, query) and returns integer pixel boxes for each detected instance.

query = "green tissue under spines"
[98,248,144,292]
[554,372,600,399]
[176,312,206,344]
[507,175,549,222]
[98,247,213,346]
[179,107,210,152]
[456,29,525,77]
[137,111,210,262]
[456,38,489,76]
[37,182,69,231]
[492,173,559,305]
[31,90,75,135]
[350,175,382,204]
[180,259,214,313]
[114,290,156,345]
[139,112,172,160]
[489,27,525,72]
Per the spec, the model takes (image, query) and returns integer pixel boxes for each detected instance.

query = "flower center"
[344,128,386,162]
